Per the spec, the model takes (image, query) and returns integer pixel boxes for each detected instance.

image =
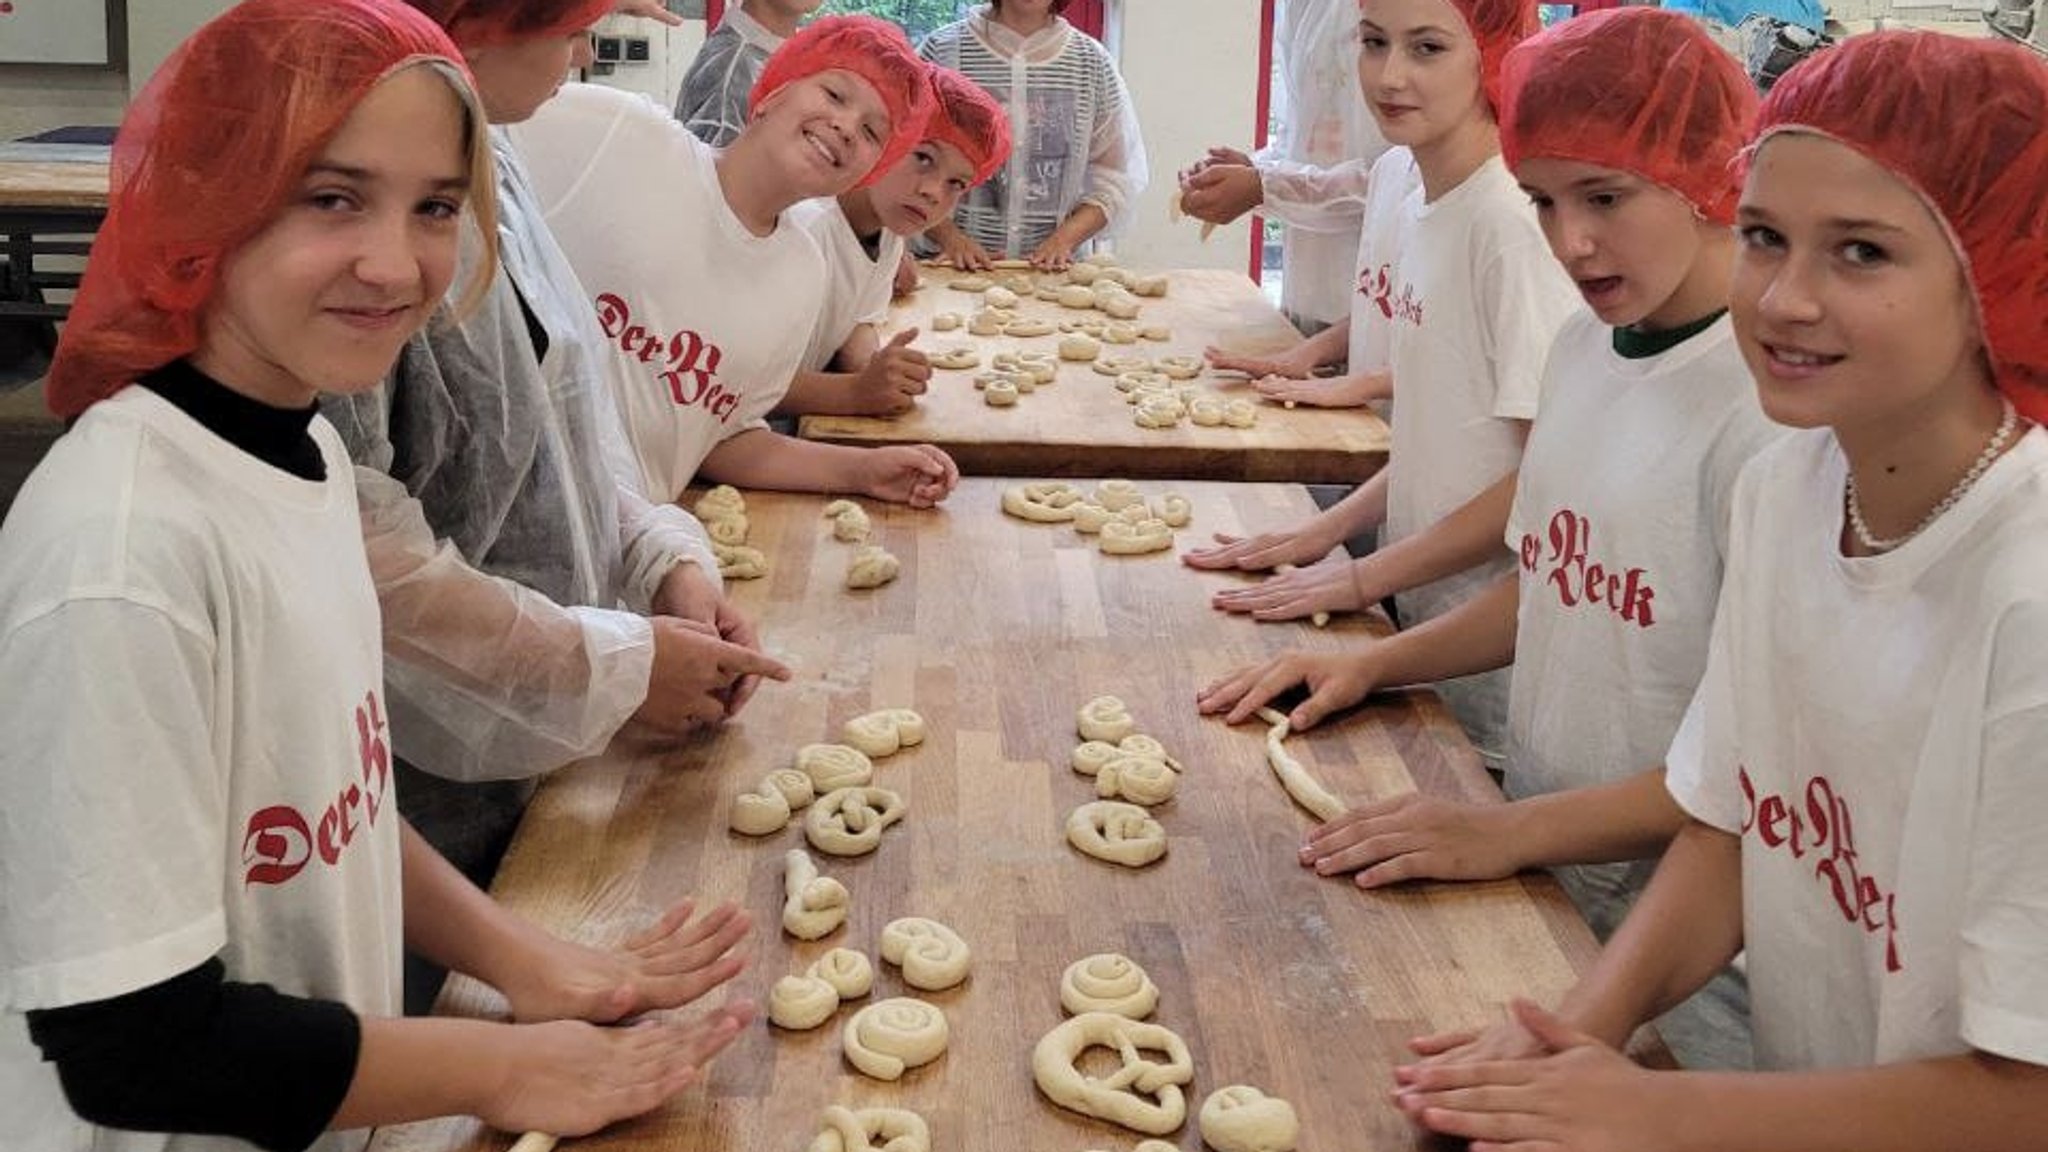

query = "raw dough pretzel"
[930,346,981,370]
[1066,801,1168,868]
[1096,756,1178,806]
[713,542,769,580]
[1060,953,1159,1019]
[930,311,963,332]
[1058,333,1101,362]
[1254,707,1346,821]
[1031,1012,1195,1135]
[846,544,901,589]
[795,743,876,792]
[982,378,1020,406]
[842,997,950,1081]
[1188,397,1225,427]
[1199,1085,1301,1152]
[1100,518,1175,555]
[782,848,850,940]
[842,708,926,758]
[1151,493,1193,528]
[993,350,1058,383]
[950,275,993,292]
[1223,398,1260,428]
[1057,284,1098,309]
[1077,694,1137,741]
[807,1104,931,1152]
[822,499,872,543]
[810,947,874,999]
[1157,354,1204,380]
[1088,479,1141,511]
[1134,397,1184,429]
[805,786,907,856]
[983,285,1020,309]
[879,917,972,991]
[1094,354,1152,377]
[769,973,841,1030]
[1002,317,1056,338]
[1001,481,1087,522]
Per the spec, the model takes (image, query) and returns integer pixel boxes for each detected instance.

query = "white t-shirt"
[1347,147,1420,383]
[1506,312,1785,933]
[791,196,906,373]
[0,388,404,1152]
[1370,151,1580,759]
[510,83,828,501]
[1668,426,2048,1071]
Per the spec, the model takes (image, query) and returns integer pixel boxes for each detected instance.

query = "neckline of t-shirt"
[1827,423,2048,589]
[701,142,796,248]
[1412,153,1509,220]
[1602,313,1736,381]
[971,10,1072,59]
[102,387,341,515]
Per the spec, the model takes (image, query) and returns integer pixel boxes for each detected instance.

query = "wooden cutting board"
[797,269,1390,484]
[0,159,109,210]
[368,480,1629,1152]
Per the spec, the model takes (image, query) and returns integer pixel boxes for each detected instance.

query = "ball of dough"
[1060,953,1160,1019]
[1131,274,1170,297]
[1223,398,1260,428]
[1059,333,1102,362]
[805,785,907,857]
[1057,284,1098,309]
[842,997,950,1081]
[1100,293,1142,320]
[982,378,1020,407]
[1065,262,1102,285]
[769,974,841,1030]
[842,708,926,758]
[879,917,972,991]
[1189,398,1225,427]
[795,743,876,792]
[808,947,874,1000]
[1199,1085,1301,1152]
[1066,800,1168,868]
[983,285,1019,309]
[846,544,901,588]
[930,311,963,332]
[1077,694,1137,741]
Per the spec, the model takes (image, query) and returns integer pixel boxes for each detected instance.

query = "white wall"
[0,65,125,140]
[126,0,234,98]
[1112,0,1264,275]
[584,13,708,109]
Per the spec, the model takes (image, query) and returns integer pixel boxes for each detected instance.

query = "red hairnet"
[47,0,481,420]
[749,14,936,188]
[924,66,1011,187]
[403,0,614,47]
[1753,31,2048,419]
[1500,8,1757,225]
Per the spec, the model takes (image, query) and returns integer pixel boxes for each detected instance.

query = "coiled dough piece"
[982,378,1020,407]
[1070,740,1123,775]
[821,499,872,543]
[1001,481,1087,522]
[694,484,746,522]
[1003,317,1056,338]
[1070,502,1115,534]
[1100,518,1175,555]
[1223,398,1259,428]
[1096,756,1178,806]
[809,947,874,1000]
[1032,1012,1195,1135]
[769,973,842,1030]
[1134,397,1184,429]
[728,785,791,836]
[1092,479,1144,511]
[705,515,750,545]
[1199,1085,1301,1152]
[782,849,850,940]
[795,743,876,792]
[1077,695,1137,742]
[1094,354,1152,377]
[1254,707,1346,822]
[1060,953,1159,1019]
[846,545,900,589]
[1156,354,1203,380]
[1115,733,1182,771]
[806,786,908,857]
[713,542,769,580]
[1151,493,1192,528]
[930,346,980,370]
[1189,397,1225,427]
[765,767,817,808]
[842,997,949,1081]
[842,708,926,758]
[994,350,1058,383]
[1066,801,1168,868]
[1115,369,1170,396]
[879,917,972,991]
[807,1104,931,1152]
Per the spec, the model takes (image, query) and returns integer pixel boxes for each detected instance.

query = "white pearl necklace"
[1846,397,2020,554]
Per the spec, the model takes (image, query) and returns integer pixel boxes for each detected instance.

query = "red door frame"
[705,2,1105,38]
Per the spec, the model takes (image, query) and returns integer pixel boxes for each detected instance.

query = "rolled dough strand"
[1253,707,1345,822]
[508,1135,557,1152]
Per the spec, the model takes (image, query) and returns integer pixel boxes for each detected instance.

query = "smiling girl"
[1395,31,2048,1151]
[1,3,750,1147]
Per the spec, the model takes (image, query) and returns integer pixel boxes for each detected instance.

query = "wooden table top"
[798,268,1390,485]
[369,479,1609,1152]
[0,146,110,212]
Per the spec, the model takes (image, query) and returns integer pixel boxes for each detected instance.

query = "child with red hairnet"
[511,15,962,509]
[0,2,754,1149]
[1194,0,1580,769]
[1208,9,1782,1072]
[775,65,1014,419]
[1396,33,2048,1150]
